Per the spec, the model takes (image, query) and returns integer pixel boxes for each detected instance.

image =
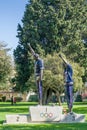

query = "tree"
[14,0,87,92]
[14,45,34,92]
[18,0,87,56]
[81,30,87,82]
[0,42,12,90]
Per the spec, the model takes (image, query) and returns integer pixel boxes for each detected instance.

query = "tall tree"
[14,0,87,92]
[18,0,87,56]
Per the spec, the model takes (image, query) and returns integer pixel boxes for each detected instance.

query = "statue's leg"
[68,85,73,112]
[36,78,40,104]
[36,76,43,105]
[38,80,43,105]
[65,85,72,112]
[65,86,69,108]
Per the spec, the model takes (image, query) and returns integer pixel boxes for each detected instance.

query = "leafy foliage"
[0,42,12,90]
[14,0,87,93]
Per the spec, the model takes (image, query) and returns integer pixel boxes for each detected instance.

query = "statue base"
[29,106,63,122]
[4,106,85,124]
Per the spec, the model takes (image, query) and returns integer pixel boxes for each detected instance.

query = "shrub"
[2,96,6,102]
[0,99,2,102]
[28,94,38,102]
[75,95,83,102]
[6,99,11,102]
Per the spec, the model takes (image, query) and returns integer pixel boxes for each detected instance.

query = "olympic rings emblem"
[40,113,53,118]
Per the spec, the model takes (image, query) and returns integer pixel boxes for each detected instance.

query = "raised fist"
[28,43,30,46]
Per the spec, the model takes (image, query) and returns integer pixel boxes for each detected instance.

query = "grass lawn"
[0,102,87,130]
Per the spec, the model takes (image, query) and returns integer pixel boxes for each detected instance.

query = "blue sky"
[0,0,28,57]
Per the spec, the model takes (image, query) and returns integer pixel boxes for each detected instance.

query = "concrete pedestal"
[29,106,63,122]
[5,114,30,124]
[4,106,85,124]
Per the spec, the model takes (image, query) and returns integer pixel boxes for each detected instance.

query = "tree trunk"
[55,91,62,106]
[43,87,52,105]
[42,87,48,105]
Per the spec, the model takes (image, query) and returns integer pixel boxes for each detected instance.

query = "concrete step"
[5,114,30,124]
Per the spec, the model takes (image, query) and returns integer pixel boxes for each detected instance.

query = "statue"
[59,54,74,113]
[28,43,44,105]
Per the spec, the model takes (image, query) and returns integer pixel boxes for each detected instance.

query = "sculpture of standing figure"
[59,54,74,113]
[28,43,44,105]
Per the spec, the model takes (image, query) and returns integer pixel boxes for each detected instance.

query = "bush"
[28,94,38,102]
[6,99,11,102]
[0,99,2,102]
[2,96,6,102]
[75,95,83,102]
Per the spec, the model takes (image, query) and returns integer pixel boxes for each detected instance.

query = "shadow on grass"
[2,123,87,130]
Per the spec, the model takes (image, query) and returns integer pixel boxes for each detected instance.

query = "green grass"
[1,123,87,130]
[0,102,87,130]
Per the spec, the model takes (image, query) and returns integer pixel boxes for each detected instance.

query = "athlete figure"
[28,43,44,105]
[59,54,74,113]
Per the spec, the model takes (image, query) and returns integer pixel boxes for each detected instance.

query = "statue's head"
[34,53,39,60]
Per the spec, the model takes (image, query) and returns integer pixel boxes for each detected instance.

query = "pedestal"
[4,106,85,124]
[5,114,30,124]
[29,106,63,122]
